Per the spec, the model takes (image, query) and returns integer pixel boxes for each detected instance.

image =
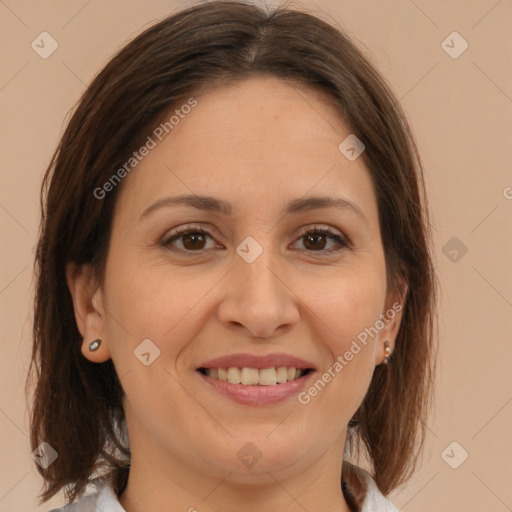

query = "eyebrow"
[139,194,367,223]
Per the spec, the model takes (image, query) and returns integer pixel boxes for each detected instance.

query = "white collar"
[48,483,126,512]
[359,470,400,512]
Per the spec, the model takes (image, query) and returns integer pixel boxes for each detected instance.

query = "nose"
[217,246,300,339]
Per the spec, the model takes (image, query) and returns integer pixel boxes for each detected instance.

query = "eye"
[162,225,217,252]
[291,225,349,254]
[161,224,349,254]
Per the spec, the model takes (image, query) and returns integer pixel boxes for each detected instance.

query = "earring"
[383,340,392,364]
[88,338,102,352]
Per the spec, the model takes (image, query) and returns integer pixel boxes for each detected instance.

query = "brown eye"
[303,232,328,250]
[162,225,349,255]
[163,228,215,252]
[293,228,348,253]
[180,231,208,250]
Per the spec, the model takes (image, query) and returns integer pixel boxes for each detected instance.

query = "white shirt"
[49,470,399,512]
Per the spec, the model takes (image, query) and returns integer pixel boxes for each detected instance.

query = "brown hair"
[28,1,437,508]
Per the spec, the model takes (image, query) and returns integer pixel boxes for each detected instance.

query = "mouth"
[197,366,313,386]
[195,353,316,406]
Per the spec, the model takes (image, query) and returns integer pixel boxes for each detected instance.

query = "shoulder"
[48,483,125,512]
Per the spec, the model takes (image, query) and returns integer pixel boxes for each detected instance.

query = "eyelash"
[161,224,349,255]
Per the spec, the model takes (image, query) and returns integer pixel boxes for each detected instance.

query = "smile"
[195,352,316,405]
[197,366,311,386]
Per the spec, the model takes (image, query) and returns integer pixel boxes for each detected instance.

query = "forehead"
[113,76,377,224]
[175,76,347,154]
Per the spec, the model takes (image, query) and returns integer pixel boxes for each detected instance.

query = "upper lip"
[197,352,316,371]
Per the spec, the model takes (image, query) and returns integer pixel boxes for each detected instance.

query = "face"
[68,76,403,487]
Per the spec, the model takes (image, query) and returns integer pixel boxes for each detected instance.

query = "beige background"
[1,0,511,510]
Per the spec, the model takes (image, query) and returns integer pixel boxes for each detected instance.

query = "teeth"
[227,367,241,384]
[276,366,288,383]
[241,367,259,385]
[259,368,277,386]
[204,366,306,385]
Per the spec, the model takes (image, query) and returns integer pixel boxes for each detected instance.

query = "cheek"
[100,261,197,420]
[298,266,384,411]
[99,255,187,375]
[303,265,386,349]
[104,257,211,338]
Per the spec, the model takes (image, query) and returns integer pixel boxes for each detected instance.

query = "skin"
[66,76,405,512]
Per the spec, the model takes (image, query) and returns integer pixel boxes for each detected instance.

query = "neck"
[118,434,353,512]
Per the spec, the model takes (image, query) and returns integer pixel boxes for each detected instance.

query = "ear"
[66,262,111,363]
[374,282,408,366]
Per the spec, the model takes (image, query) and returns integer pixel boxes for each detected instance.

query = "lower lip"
[197,371,314,406]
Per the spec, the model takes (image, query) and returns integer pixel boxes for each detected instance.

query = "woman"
[29,2,437,511]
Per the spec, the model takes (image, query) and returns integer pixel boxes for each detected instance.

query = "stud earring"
[383,340,392,364]
[88,338,102,352]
